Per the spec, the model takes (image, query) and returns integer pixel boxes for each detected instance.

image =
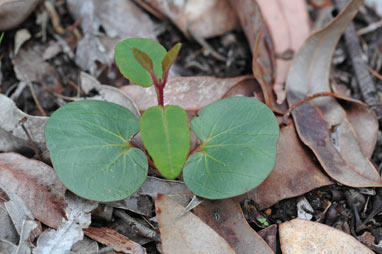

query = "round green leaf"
[115,38,167,87]
[140,105,190,179]
[183,97,279,199]
[45,100,148,202]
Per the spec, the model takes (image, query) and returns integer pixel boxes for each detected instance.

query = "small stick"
[114,209,160,242]
[20,117,42,161]
[27,83,47,116]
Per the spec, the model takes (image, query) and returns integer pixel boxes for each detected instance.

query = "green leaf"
[131,47,155,74]
[162,43,181,76]
[45,100,148,202]
[115,38,167,87]
[140,105,190,179]
[0,32,4,44]
[183,97,279,199]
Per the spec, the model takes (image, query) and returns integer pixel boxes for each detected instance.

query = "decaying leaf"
[155,194,236,254]
[83,227,145,254]
[34,193,98,254]
[0,0,40,30]
[246,123,333,209]
[0,153,66,229]
[286,0,382,187]
[67,0,156,74]
[0,94,47,152]
[257,0,310,104]
[137,0,238,39]
[120,75,254,112]
[194,199,274,254]
[107,176,194,216]
[0,203,18,245]
[279,219,374,254]
[80,72,140,118]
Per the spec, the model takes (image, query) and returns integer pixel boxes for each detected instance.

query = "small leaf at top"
[140,105,190,179]
[115,38,166,87]
[131,47,155,75]
[162,43,181,76]
[45,100,148,202]
[183,97,279,199]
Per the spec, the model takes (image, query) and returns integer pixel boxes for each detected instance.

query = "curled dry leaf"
[193,199,274,254]
[246,123,333,209]
[80,72,140,118]
[120,75,254,112]
[256,0,310,104]
[107,176,193,216]
[0,94,47,152]
[155,194,235,254]
[279,219,374,254]
[138,0,238,39]
[0,0,39,30]
[34,193,98,254]
[286,0,382,187]
[0,153,66,229]
[83,227,145,254]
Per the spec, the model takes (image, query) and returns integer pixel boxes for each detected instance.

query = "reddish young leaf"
[162,43,181,77]
[131,47,155,75]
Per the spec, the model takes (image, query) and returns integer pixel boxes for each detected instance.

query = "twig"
[27,83,46,116]
[114,209,160,242]
[369,67,382,81]
[333,0,380,108]
[357,19,382,36]
[20,117,42,161]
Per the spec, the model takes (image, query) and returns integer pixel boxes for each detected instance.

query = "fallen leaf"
[0,94,47,152]
[67,0,156,74]
[138,0,238,39]
[0,153,66,229]
[106,176,193,216]
[193,199,274,254]
[80,72,140,118]
[286,0,382,187]
[246,123,332,209]
[257,0,310,104]
[83,227,145,254]
[14,28,31,55]
[258,224,278,253]
[70,238,99,254]
[279,219,374,254]
[229,0,278,112]
[0,0,39,30]
[155,194,236,254]
[120,75,254,112]
[0,203,19,244]
[34,193,98,254]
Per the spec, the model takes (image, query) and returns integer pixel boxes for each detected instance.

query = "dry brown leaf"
[0,153,66,229]
[0,94,47,152]
[120,75,254,112]
[155,194,236,254]
[84,227,145,254]
[246,123,333,209]
[286,0,382,187]
[258,224,278,253]
[257,0,310,104]
[279,219,374,254]
[0,0,39,30]
[138,0,238,39]
[193,199,274,254]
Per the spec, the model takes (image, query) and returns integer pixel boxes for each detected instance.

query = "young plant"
[45,38,279,202]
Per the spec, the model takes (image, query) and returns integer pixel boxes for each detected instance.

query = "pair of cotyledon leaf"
[45,38,279,202]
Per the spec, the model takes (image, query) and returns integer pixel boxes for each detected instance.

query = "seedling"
[45,38,279,202]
